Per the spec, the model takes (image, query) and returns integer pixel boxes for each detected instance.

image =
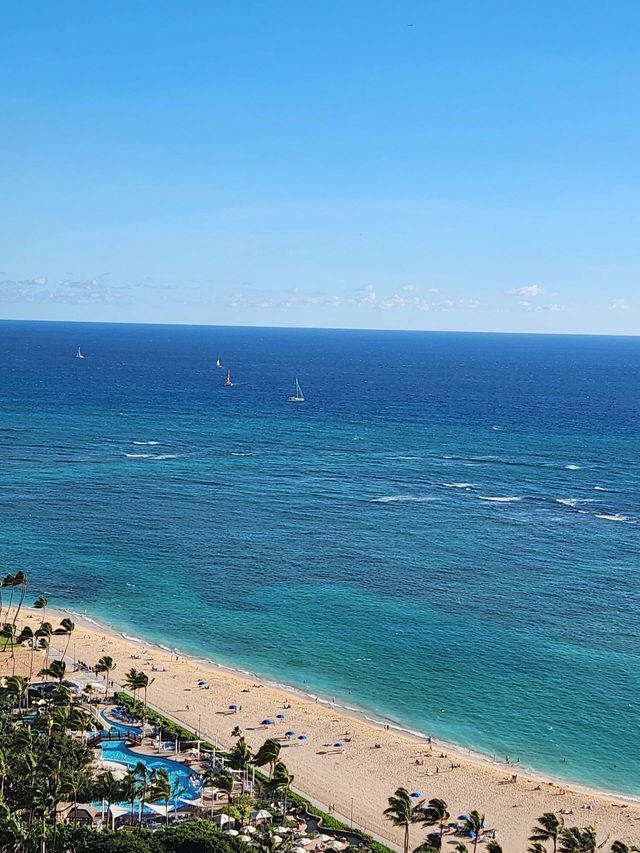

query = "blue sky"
[1,1,638,333]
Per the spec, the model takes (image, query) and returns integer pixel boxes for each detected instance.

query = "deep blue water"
[1,320,639,795]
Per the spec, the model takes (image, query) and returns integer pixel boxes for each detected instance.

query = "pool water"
[99,740,202,812]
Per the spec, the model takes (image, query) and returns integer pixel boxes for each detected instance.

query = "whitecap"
[555,498,596,508]
[595,513,629,522]
[125,453,176,460]
[564,464,582,470]
[492,425,504,431]
[132,440,160,446]
[478,496,522,503]
[370,495,436,504]
[442,482,473,489]
[594,486,610,492]
[122,633,143,643]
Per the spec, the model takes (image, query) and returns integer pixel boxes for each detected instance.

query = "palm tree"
[558,827,598,853]
[214,768,235,816]
[253,823,293,853]
[16,626,35,680]
[149,767,172,828]
[4,675,27,713]
[61,767,93,824]
[38,658,66,685]
[137,670,154,716]
[486,843,502,853]
[1,574,16,623]
[121,770,139,823]
[528,844,548,853]
[123,667,142,701]
[463,811,485,853]
[420,798,450,840]
[231,725,242,738]
[95,655,116,699]
[94,770,123,830]
[134,761,149,824]
[611,843,640,853]
[11,571,28,625]
[36,621,53,673]
[54,618,75,660]
[384,787,425,853]
[252,738,281,778]
[228,735,253,770]
[454,846,469,853]
[33,594,48,626]
[530,813,564,853]
[414,834,441,853]
[267,761,294,818]
[0,624,17,675]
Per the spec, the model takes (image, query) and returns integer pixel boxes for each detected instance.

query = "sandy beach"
[10,607,639,850]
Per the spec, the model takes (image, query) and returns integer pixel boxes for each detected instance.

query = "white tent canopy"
[108,805,129,818]
[145,803,169,817]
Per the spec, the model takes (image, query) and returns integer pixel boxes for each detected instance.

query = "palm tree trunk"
[13,582,27,626]
[404,824,409,853]
[165,798,169,828]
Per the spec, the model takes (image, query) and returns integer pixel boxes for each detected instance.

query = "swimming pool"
[100,740,202,812]
[99,709,143,736]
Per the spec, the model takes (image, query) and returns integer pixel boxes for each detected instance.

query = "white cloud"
[358,284,377,306]
[519,300,566,313]
[610,298,631,311]
[508,285,544,297]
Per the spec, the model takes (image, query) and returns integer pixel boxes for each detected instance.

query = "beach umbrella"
[297,734,308,740]
[410,792,422,798]
[229,703,238,710]
[276,713,285,719]
[333,742,344,748]
[262,719,274,725]
[244,826,257,834]
[457,814,469,821]
[318,835,332,843]
[285,730,296,737]
[225,829,240,836]
[239,836,252,843]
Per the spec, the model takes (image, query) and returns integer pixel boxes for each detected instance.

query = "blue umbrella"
[228,704,238,710]
[276,713,285,719]
[410,792,422,798]
[285,730,296,737]
[262,719,274,725]
[457,815,469,821]
[297,734,308,740]
[334,742,344,748]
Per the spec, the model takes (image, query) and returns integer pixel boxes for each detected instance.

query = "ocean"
[1,319,638,796]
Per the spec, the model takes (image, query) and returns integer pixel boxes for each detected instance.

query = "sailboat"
[288,378,305,402]
[224,369,234,387]
[216,358,222,368]
[76,346,85,359]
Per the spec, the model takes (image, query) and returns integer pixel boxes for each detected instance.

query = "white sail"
[216,358,222,368]
[225,369,233,387]
[288,378,304,402]
[76,347,84,359]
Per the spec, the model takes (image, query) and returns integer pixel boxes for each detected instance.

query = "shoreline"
[64,605,639,808]
[23,604,640,849]
[62,605,639,808]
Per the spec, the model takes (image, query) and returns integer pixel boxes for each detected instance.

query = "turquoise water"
[100,740,201,808]
[1,321,638,796]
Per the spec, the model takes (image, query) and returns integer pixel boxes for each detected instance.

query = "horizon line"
[1,315,639,340]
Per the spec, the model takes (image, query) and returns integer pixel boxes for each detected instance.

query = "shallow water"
[1,321,638,795]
